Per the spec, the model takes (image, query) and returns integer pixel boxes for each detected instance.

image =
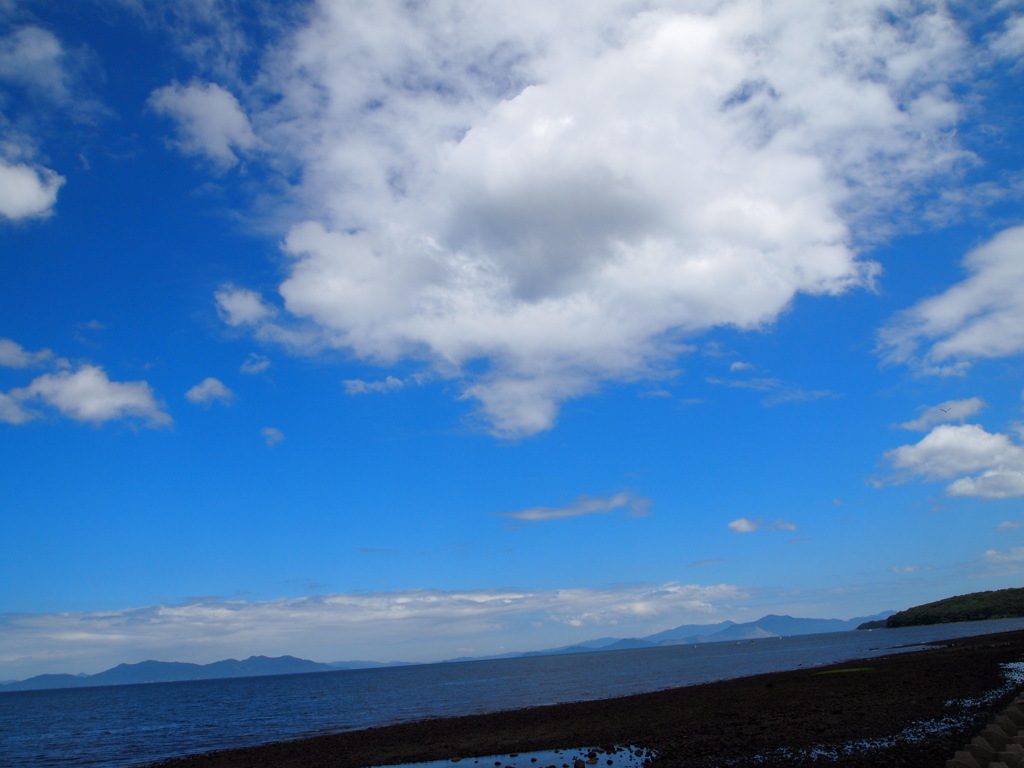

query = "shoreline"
[151,629,1024,768]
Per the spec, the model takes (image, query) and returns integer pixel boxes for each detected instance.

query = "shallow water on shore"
[4,617,1024,768]
[367,744,655,768]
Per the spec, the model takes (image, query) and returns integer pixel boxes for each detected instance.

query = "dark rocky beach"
[151,629,1024,768]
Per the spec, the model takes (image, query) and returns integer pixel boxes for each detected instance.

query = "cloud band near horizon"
[0,583,743,679]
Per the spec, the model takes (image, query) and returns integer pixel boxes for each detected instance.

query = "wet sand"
[150,629,1024,768]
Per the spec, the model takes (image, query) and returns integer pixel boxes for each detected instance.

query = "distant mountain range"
[0,612,892,692]
[442,612,894,662]
[0,655,329,691]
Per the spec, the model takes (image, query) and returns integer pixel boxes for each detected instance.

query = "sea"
[5,617,1024,768]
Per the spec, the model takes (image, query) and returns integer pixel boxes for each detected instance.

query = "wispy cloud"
[728,518,798,534]
[899,398,986,431]
[983,547,1024,564]
[0,392,35,425]
[707,376,782,392]
[185,377,234,406]
[215,285,276,327]
[0,338,53,368]
[344,376,406,395]
[261,427,284,447]
[640,388,673,399]
[764,389,840,407]
[240,353,270,375]
[499,492,652,522]
[707,376,839,406]
[880,227,1024,374]
[891,565,932,574]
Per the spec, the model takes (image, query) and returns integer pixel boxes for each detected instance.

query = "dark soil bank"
[151,629,1024,768]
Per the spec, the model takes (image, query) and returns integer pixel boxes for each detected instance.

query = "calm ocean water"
[5,617,1024,768]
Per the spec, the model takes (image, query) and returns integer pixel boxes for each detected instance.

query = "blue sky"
[2,0,1024,680]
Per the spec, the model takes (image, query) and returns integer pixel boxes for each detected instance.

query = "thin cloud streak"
[239,353,270,375]
[899,398,986,431]
[728,518,798,534]
[261,427,284,447]
[984,547,1024,564]
[499,492,653,522]
[343,376,406,395]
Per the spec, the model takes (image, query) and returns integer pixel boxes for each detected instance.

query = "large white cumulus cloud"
[214,0,974,436]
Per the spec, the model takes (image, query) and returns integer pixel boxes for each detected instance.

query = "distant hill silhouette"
[0,655,336,691]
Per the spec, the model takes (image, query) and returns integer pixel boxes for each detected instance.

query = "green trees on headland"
[881,587,1024,628]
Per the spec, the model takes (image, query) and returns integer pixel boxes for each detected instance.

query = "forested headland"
[869,587,1024,629]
